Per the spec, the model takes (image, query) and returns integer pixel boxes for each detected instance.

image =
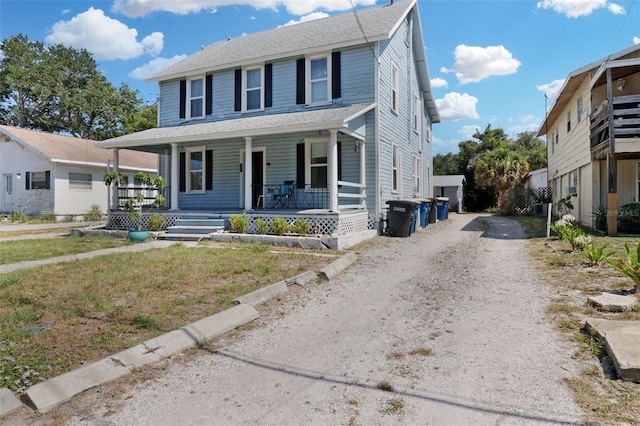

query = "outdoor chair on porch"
[272,180,296,208]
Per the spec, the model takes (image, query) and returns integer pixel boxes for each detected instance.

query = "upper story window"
[566,110,571,133]
[307,55,331,105]
[188,77,204,119]
[577,96,584,123]
[413,93,421,134]
[391,61,399,113]
[244,66,264,111]
[305,138,328,189]
[392,142,399,193]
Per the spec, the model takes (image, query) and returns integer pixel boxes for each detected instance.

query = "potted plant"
[104,171,166,241]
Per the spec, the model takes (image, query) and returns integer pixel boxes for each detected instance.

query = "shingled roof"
[149,0,416,82]
[0,125,157,172]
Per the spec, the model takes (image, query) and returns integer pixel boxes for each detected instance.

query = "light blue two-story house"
[97,0,439,239]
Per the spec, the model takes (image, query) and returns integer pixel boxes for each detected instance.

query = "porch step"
[165,225,225,235]
[158,233,214,242]
[175,218,226,227]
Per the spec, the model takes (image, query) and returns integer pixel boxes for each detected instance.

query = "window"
[566,110,571,133]
[188,77,204,119]
[577,96,584,123]
[244,66,263,111]
[307,55,331,105]
[555,127,559,145]
[391,61,399,113]
[26,171,50,190]
[69,172,91,190]
[4,174,12,195]
[392,142,399,193]
[413,93,421,134]
[412,155,421,195]
[187,147,205,193]
[306,139,328,189]
[572,170,578,190]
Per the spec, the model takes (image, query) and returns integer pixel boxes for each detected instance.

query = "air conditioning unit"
[567,186,578,195]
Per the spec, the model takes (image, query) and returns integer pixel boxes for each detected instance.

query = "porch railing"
[253,183,329,209]
[590,94,640,151]
[116,186,167,209]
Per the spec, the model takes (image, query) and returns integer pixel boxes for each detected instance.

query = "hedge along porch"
[99,104,373,236]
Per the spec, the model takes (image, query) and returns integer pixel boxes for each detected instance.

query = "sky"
[0,0,639,155]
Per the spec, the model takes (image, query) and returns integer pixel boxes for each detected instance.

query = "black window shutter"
[234,69,242,112]
[296,59,305,105]
[45,171,51,190]
[296,143,305,188]
[25,172,31,190]
[337,141,342,182]
[179,152,186,192]
[265,63,272,108]
[205,75,213,115]
[179,80,186,119]
[332,52,341,99]
[206,150,213,191]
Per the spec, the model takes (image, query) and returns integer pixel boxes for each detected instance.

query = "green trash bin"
[385,200,419,237]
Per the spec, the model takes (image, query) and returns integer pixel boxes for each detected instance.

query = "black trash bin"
[385,200,418,237]
[428,198,437,224]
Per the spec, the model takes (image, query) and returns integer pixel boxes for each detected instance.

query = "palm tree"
[474,147,529,213]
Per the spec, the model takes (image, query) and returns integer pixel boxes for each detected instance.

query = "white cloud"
[129,55,187,79]
[430,77,448,89]
[440,45,521,84]
[608,3,625,14]
[45,8,164,61]
[282,12,329,27]
[433,136,462,155]
[435,92,479,121]
[506,115,541,136]
[634,36,640,45]
[537,79,565,102]
[459,125,481,140]
[112,0,377,18]
[536,0,616,18]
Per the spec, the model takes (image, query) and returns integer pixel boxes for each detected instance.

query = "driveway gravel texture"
[57,213,583,424]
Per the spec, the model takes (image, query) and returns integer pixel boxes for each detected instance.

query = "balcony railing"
[590,94,640,152]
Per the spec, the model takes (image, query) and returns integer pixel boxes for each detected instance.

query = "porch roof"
[96,103,376,152]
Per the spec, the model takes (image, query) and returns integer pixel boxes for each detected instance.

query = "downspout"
[375,42,381,225]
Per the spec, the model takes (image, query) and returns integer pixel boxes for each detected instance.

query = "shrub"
[229,213,249,233]
[585,242,614,267]
[607,242,640,289]
[254,218,269,234]
[84,204,103,221]
[39,212,56,222]
[9,211,27,222]
[62,215,75,222]
[271,217,289,236]
[148,213,166,231]
[291,218,311,235]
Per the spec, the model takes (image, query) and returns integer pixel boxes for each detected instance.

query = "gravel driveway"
[67,213,584,425]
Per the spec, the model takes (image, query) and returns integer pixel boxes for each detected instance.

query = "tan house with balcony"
[538,43,640,235]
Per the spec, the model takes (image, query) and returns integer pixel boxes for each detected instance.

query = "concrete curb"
[319,252,358,280]
[1,249,356,418]
[22,304,259,414]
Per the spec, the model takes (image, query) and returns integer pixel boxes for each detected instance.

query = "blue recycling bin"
[419,200,431,228]
[436,197,449,221]
[410,204,419,234]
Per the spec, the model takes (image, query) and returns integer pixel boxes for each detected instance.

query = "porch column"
[606,67,617,236]
[329,130,339,212]
[170,143,179,210]
[244,137,253,210]
[359,140,366,209]
[111,149,119,210]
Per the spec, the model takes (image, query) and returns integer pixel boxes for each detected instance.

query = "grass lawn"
[515,215,640,424]
[0,235,133,264]
[0,241,335,394]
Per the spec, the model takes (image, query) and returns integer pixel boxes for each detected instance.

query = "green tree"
[513,131,547,171]
[0,34,155,140]
[474,147,530,213]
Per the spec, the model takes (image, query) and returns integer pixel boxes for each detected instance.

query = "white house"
[0,125,158,218]
[433,175,465,213]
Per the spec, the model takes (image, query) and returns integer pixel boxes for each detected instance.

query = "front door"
[2,174,12,213]
[251,151,264,209]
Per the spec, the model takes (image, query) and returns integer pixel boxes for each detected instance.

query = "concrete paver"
[585,318,640,382]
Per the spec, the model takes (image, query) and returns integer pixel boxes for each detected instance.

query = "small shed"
[433,175,465,213]
[524,168,548,189]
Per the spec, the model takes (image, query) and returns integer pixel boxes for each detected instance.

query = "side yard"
[518,216,640,424]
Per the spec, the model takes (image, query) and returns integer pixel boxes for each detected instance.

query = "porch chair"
[272,180,296,208]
